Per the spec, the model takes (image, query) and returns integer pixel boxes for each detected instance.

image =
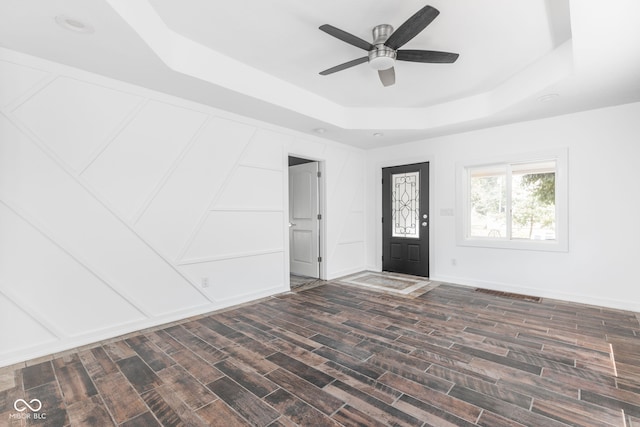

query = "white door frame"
[285,155,326,283]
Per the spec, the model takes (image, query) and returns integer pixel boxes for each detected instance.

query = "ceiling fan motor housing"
[369,24,396,70]
[318,6,458,86]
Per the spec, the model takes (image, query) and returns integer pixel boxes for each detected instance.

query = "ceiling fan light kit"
[319,5,458,87]
[369,46,396,71]
[369,24,395,71]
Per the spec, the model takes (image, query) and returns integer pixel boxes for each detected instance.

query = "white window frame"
[456,149,568,252]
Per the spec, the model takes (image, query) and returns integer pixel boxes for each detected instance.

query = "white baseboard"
[0,286,285,368]
[430,274,640,313]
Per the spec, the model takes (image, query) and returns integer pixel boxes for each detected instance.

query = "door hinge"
[317,214,322,220]
[381,217,384,223]
[317,256,322,262]
[317,171,322,178]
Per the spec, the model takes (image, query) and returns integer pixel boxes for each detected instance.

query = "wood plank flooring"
[1,280,639,426]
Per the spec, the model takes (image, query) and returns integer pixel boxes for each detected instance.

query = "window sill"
[458,237,568,252]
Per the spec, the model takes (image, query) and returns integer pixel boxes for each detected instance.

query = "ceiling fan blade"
[319,24,374,51]
[319,56,369,75]
[397,50,459,63]
[378,67,396,87]
[385,5,440,50]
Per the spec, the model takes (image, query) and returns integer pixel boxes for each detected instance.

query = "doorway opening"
[288,156,323,287]
[382,162,430,277]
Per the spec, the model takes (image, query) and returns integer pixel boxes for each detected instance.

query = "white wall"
[0,48,366,367]
[366,102,640,312]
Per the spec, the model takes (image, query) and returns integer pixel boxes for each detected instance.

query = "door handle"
[288,222,297,227]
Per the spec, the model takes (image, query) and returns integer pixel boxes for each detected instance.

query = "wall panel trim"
[4,73,57,113]
[0,199,151,318]
[131,114,213,224]
[0,286,62,339]
[175,130,257,262]
[79,98,148,175]
[178,249,284,265]
[3,113,216,303]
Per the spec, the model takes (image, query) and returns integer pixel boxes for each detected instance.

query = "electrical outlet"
[201,277,209,288]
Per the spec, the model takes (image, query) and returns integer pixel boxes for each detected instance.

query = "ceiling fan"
[318,5,459,87]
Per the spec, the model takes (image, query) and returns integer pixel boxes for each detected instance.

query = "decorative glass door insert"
[391,171,420,238]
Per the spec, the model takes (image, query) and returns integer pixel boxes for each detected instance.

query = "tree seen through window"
[469,161,556,240]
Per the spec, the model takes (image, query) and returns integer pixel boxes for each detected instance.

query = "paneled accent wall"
[0,48,366,367]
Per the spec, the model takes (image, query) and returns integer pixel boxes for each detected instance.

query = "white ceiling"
[148,0,566,109]
[1,0,639,148]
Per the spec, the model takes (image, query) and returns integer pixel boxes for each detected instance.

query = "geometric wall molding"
[13,76,143,172]
[0,59,50,109]
[0,289,58,357]
[183,210,284,261]
[81,100,208,218]
[214,166,284,211]
[0,47,367,367]
[135,116,255,260]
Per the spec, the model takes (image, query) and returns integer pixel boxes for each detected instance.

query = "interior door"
[382,162,429,277]
[289,162,320,278]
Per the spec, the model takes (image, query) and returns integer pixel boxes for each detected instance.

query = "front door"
[382,162,429,277]
[289,161,320,278]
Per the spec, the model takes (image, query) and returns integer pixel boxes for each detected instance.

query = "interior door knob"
[288,222,297,227]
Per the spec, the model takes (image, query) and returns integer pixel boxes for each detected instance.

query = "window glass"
[391,171,420,238]
[511,161,556,240]
[469,165,506,238]
[459,155,564,251]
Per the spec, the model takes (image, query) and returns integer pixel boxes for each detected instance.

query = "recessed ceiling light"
[313,128,326,134]
[537,93,560,103]
[55,15,94,34]
[373,132,384,137]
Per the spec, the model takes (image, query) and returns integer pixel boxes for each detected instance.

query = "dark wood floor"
[1,280,639,426]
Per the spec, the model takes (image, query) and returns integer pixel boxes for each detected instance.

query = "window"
[457,150,567,251]
[391,171,420,238]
